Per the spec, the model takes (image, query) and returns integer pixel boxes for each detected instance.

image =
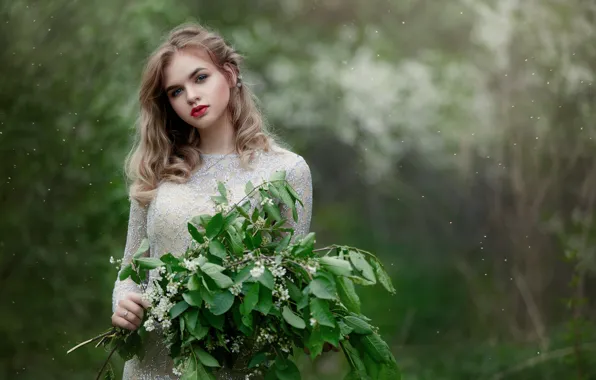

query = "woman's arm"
[282,155,313,242]
[111,198,149,313]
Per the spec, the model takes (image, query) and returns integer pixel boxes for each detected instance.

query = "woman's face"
[163,48,234,131]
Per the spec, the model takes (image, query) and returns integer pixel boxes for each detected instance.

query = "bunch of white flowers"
[270,263,286,278]
[250,261,265,278]
[255,327,277,345]
[229,283,242,296]
[272,282,290,303]
[181,257,203,272]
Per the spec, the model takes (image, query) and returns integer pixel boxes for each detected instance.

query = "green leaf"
[118,264,134,281]
[257,268,275,289]
[184,308,199,331]
[226,228,244,255]
[181,351,216,380]
[208,240,227,259]
[255,286,272,315]
[194,346,221,367]
[337,277,361,313]
[269,170,286,182]
[187,222,205,244]
[248,352,267,368]
[251,207,260,223]
[285,183,304,206]
[282,306,306,329]
[191,321,209,340]
[358,333,393,363]
[310,298,336,327]
[310,275,337,300]
[370,259,396,294]
[170,301,190,319]
[217,181,228,199]
[349,251,376,284]
[285,280,303,303]
[188,274,201,291]
[233,265,253,284]
[134,257,164,270]
[275,359,300,380]
[378,361,401,380]
[206,213,224,239]
[117,331,143,361]
[201,263,234,288]
[306,328,324,359]
[294,233,316,257]
[362,352,380,379]
[211,195,227,205]
[274,183,294,209]
[320,257,353,277]
[133,239,150,259]
[182,291,203,307]
[344,316,373,335]
[210,291,235,315]
[204,310,224,331]
[341,341,369,379]
[245,180,255,196]
[339,321,354,336]
[320,325,341,348]
[263,202,282,222]
[274,233,292,253]
[243,282,260,314]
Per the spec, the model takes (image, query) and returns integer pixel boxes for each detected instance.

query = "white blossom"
[260,198,274,207]
[250,261,265,278]
[310,318,318,327]
[270,264,286,278]
[161,318,172,329]
[229,283,242,296]
[273,283,290,302]
[182,258,202,272]
[144,317,156,332]
[166,281,179,296]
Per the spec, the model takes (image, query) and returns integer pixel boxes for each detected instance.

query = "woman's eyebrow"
[165,67,206,92]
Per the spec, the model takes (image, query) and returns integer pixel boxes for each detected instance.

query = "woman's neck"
[197,113,237,154]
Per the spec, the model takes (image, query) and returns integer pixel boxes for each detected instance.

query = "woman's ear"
[222,63,238,89]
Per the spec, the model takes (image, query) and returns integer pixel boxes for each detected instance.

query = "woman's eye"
[171,88,182,97]
[196,74,208,82]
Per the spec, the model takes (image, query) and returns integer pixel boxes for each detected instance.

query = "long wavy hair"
[126,23,279,205]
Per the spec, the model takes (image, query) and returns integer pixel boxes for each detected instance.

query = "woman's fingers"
[118,299,144,321]
[111,315,138,331]
[119,306,142,327]
[128,292,150,309]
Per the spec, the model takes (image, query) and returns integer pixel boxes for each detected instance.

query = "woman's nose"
[186,87,201,104]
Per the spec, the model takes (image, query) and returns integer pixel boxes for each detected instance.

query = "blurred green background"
[2,0,596,379]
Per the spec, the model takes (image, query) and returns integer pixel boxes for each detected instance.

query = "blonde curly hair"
[125,23,279,205]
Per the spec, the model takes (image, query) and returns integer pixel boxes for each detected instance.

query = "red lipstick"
[191,105,209,118]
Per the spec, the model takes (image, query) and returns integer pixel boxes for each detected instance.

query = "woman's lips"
[191,106,209,117]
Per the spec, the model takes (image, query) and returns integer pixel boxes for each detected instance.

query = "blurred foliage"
[1,0,596,379]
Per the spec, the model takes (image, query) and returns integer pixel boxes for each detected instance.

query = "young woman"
[111,23,312,379]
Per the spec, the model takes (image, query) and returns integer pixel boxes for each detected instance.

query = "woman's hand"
[111,292,150,331]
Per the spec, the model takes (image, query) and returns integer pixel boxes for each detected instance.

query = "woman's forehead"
[163,48,216,84]
[171,47,215,68]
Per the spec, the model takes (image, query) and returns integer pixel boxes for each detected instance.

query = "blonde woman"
[111,23,312,379]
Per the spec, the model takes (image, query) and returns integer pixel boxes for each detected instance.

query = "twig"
[95,341,121,380]
[66,328,115,354]
[512,267,548,351]
[491,343,596,380]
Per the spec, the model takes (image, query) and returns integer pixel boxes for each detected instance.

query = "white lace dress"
[112,147,313,380]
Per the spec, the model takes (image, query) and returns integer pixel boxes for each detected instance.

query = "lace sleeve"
[112,198,149,312]
[283,156,313,242]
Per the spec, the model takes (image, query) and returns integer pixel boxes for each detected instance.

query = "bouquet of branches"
[68,171,400,380]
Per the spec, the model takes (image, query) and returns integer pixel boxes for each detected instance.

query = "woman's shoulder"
[258,145,308,171]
